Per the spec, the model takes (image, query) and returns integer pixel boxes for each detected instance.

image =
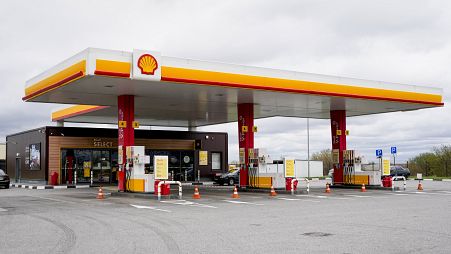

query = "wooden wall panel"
[48,136,194,184]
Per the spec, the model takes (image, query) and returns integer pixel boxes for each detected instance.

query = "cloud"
[1,0,450,164]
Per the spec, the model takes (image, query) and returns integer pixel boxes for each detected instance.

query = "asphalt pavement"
[1,180,451,254]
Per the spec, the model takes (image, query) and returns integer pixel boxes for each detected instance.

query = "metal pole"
[171,170,174,181]
[74,170,77,185]
[307,118,310,178]
[90,171,93,186]
[198,170,200,182]
[178,182,182,199]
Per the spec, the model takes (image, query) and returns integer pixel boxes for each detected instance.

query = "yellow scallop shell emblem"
[137,54,158,75]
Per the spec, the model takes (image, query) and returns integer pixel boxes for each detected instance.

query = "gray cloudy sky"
[1,0,451,163]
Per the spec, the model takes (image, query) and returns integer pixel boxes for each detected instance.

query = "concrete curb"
[10,183,92,190]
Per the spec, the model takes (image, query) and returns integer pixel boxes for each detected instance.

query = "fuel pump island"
[19,47,444,191]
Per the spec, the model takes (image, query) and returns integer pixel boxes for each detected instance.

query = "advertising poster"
[29,143,41,170]
[154,155,168,180]
[199,151,208,166]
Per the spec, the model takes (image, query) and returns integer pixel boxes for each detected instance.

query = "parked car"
[390,166,410,179]
[0,169,10,189]
[214,169,240,186]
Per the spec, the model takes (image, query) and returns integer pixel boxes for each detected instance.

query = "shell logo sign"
[133,49,161,81]
[137,54,158,75]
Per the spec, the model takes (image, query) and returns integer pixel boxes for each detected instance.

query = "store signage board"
[93,138,113,148]
[284,157,295,178]
[382,157,391,176]
[199,151,208,166]
[132,49,162,81]
[154,155,168,180]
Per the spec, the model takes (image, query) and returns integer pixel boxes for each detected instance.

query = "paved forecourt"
[1,181,451,253]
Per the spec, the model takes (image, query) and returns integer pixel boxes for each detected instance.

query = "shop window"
[212,152,221,171]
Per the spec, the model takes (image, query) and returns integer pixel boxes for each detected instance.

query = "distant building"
[0,143,5,170]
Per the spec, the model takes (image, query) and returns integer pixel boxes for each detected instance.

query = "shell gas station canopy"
[23,48,444,127]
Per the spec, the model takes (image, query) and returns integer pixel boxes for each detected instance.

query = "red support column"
[118,95,135,191]
[330,110,346,185]
[238,103,254,187]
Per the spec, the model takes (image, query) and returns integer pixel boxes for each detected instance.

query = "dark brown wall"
[6,128,47,181]
[7,126,228,181]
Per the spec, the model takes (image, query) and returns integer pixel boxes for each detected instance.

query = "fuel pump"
[247,148,259,188]
[124,146,152,192]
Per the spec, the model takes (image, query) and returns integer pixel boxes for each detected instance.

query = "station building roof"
[23,48,444,127]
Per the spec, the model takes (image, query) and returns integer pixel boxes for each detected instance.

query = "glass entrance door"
[92,150,111,184]
[146,150,194,181]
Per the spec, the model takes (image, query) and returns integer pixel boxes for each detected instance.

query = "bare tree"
[311,149,333,176]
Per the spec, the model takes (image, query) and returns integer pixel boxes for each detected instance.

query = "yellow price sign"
[154,156,168,180]
[383,158,391,175]
[284,158,295,178]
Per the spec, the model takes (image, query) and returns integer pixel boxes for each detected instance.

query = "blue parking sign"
[391,147,397,154]
[376,149,383,158]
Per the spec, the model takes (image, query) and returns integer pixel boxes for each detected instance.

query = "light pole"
[307,118,310,178]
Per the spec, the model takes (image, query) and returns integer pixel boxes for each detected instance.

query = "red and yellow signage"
[137,54,158,75]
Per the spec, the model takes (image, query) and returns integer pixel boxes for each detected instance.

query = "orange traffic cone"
[96,186,105,199]
[269,185,277,197]
[361,184,366,192]
[325,183,331,193]
[417,182,423,191]
[232,186,240,199]
[193,186,201,199]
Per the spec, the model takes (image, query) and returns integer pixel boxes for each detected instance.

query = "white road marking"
[440,191,451,194]
[223,200,264,205]
[0,208,7,212]
[392,193,409,196]
[161,200,217,208]
[296,195,351,200]
[278,197,320,202]
[345,195,372,198]
[130,204,171,213]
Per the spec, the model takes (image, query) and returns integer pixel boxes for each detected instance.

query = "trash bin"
[382,176,392,187]
[285,178,298,191]
[154,180,170,195]
[50,172,58,186]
